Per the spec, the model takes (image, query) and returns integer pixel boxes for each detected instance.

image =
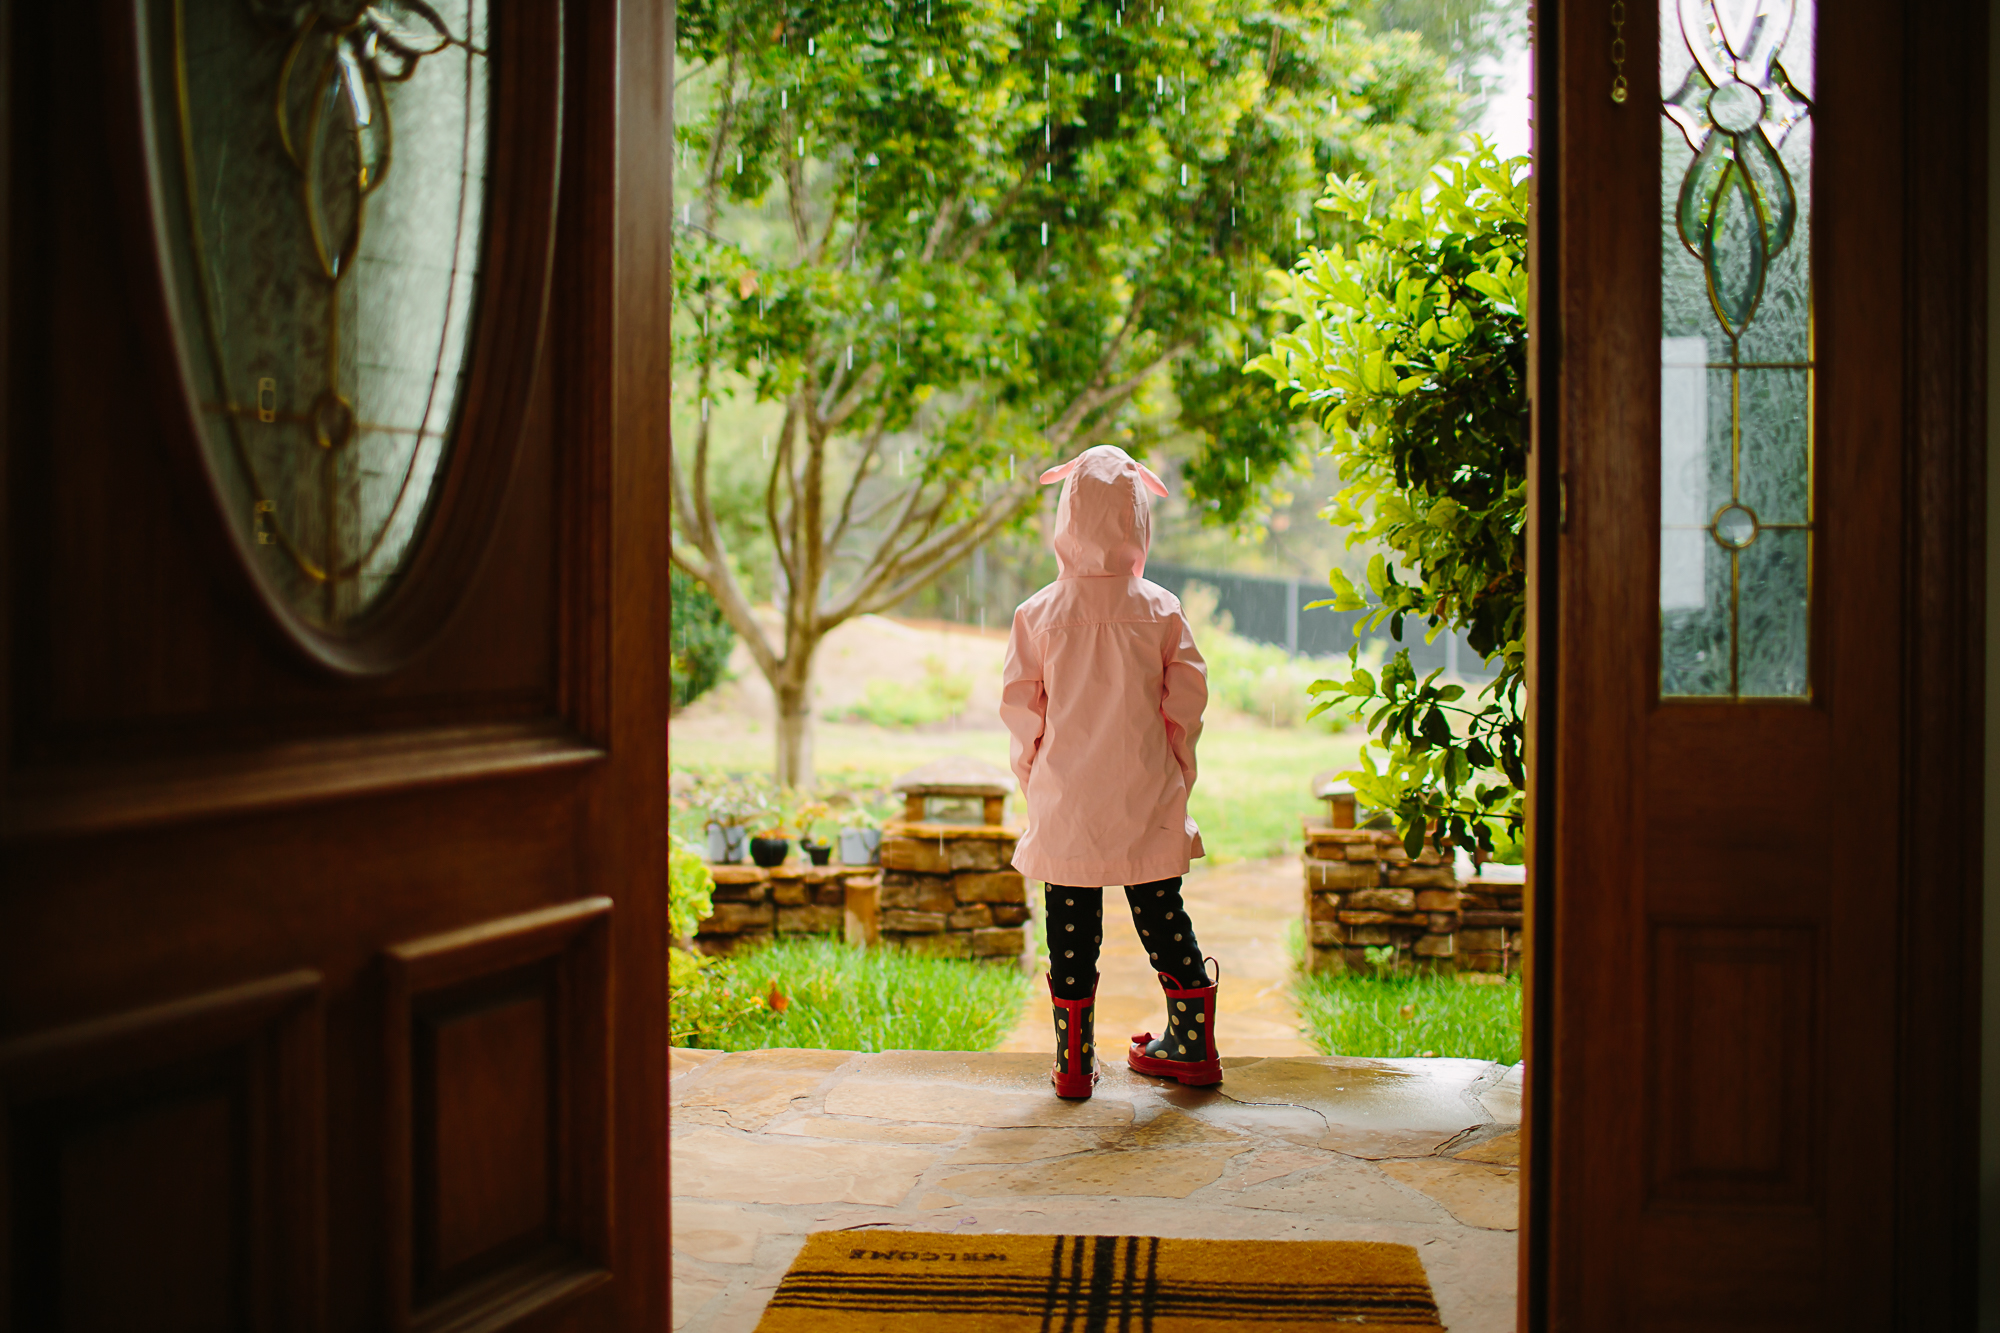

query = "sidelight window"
[1658,0,1815,700]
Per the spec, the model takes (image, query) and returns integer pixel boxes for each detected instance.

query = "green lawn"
[672,938,1032,1052]
[1292,969,1523,1064]
[670,720,1361,863]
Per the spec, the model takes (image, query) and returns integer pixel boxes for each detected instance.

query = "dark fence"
[1143,559,1496,680]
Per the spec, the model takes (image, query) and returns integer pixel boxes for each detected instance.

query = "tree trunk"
[774,675,816,789]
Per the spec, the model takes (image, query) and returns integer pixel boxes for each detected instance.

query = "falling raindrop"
[1180,163,1187,186]
[1055,19,1063,38]
[781,88,787,109]
[1230,291,1237,315]
[1041,221,1048,245]
[1115,72,1121,91]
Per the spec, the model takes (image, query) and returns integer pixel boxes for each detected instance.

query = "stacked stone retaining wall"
[1300,824,1524,976]
[871,821,1031,962]
[1301,826,1462,974]
[694,864,880,954]
[1456,875,1525,973]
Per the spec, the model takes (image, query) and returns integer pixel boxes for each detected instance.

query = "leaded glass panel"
[1659,0,1814,700]
[153,0,492,631]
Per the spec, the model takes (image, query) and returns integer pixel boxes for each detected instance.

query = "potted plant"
[837,805,883,866]
[749,794,793,868]
[795,799,834,866]
[702,783,760,864]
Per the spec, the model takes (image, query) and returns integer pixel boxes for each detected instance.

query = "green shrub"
[827,657,972,729]
[1254,142,1529,856]
[674,938,1032,1053]
[671,948,768,1047]
[671,567,736,710]
[669,832,716,942]
[1292,969,1521,1064]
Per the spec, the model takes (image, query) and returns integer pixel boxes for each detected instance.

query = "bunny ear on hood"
[1038,450,1170,496]
[1039,445,1168,579]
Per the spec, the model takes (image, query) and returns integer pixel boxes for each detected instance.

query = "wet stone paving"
[670,1047,1523,1332]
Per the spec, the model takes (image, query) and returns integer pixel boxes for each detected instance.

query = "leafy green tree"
[1252,143,1528,855]
[672,568,739,711]
[669,0,1462,785]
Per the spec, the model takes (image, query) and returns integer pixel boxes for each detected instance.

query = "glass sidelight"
[1658,0,1814,700]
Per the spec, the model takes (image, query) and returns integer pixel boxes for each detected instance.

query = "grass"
[1184,728,1363,861]
[672,937,1033,1053]
[1292,968,1523,1064]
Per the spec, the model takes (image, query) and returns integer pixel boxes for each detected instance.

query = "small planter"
[800,839,833,866]
[838,827,882,866]
[750,836,790,868]
[705,822,749,864]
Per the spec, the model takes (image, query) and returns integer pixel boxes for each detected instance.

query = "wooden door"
[0,0,671,1329]
[1525,0,1985,1327]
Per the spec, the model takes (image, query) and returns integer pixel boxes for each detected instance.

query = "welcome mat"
[753,1230,1443,1331]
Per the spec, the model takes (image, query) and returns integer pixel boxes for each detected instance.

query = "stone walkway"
[670,1048,1523,1332]
[999,855,1318,1058]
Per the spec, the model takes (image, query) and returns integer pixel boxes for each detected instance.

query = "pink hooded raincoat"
[1001,445,1208,887]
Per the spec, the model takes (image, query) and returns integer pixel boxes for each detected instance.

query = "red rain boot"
[1048,972,1100,1099]
[1127,958,1223,1086]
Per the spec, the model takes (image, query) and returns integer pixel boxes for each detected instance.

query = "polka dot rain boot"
[1048,972,1100,1099]
[1126,958,1222,1087]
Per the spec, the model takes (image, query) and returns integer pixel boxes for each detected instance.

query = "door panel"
[1531,0,1984,1326]
[1,971,327,1331]
[384,901,612,1328]
[0,0,670,1328]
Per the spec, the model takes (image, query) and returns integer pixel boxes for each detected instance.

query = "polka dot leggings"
[1044,877,1208,1001]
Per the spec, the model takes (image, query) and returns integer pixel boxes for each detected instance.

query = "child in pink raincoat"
[1000,445,1221,1099]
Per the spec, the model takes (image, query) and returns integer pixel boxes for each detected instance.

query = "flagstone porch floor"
[670,1047,1523,1332]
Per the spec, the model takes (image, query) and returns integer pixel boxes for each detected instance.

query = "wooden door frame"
[1524,1,1986,1326]
[573,0,675,1327]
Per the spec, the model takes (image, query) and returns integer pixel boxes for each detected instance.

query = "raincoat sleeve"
[1162,611,1208,793]
[999,608,1048,796]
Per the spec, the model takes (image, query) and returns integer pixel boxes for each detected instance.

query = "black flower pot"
[800,839,832,866]
[749,837,790,868]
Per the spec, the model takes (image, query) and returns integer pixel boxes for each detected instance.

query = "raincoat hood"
[1039,445,1170,579]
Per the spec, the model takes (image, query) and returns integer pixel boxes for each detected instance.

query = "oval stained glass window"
[149,0,491,632]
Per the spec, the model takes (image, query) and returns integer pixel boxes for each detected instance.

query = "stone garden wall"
[1455,874,1525,974]
[1300,824,1525,976]
[1301,826,1464,975]
[869,821,1031,963]
[694,864,881,955]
